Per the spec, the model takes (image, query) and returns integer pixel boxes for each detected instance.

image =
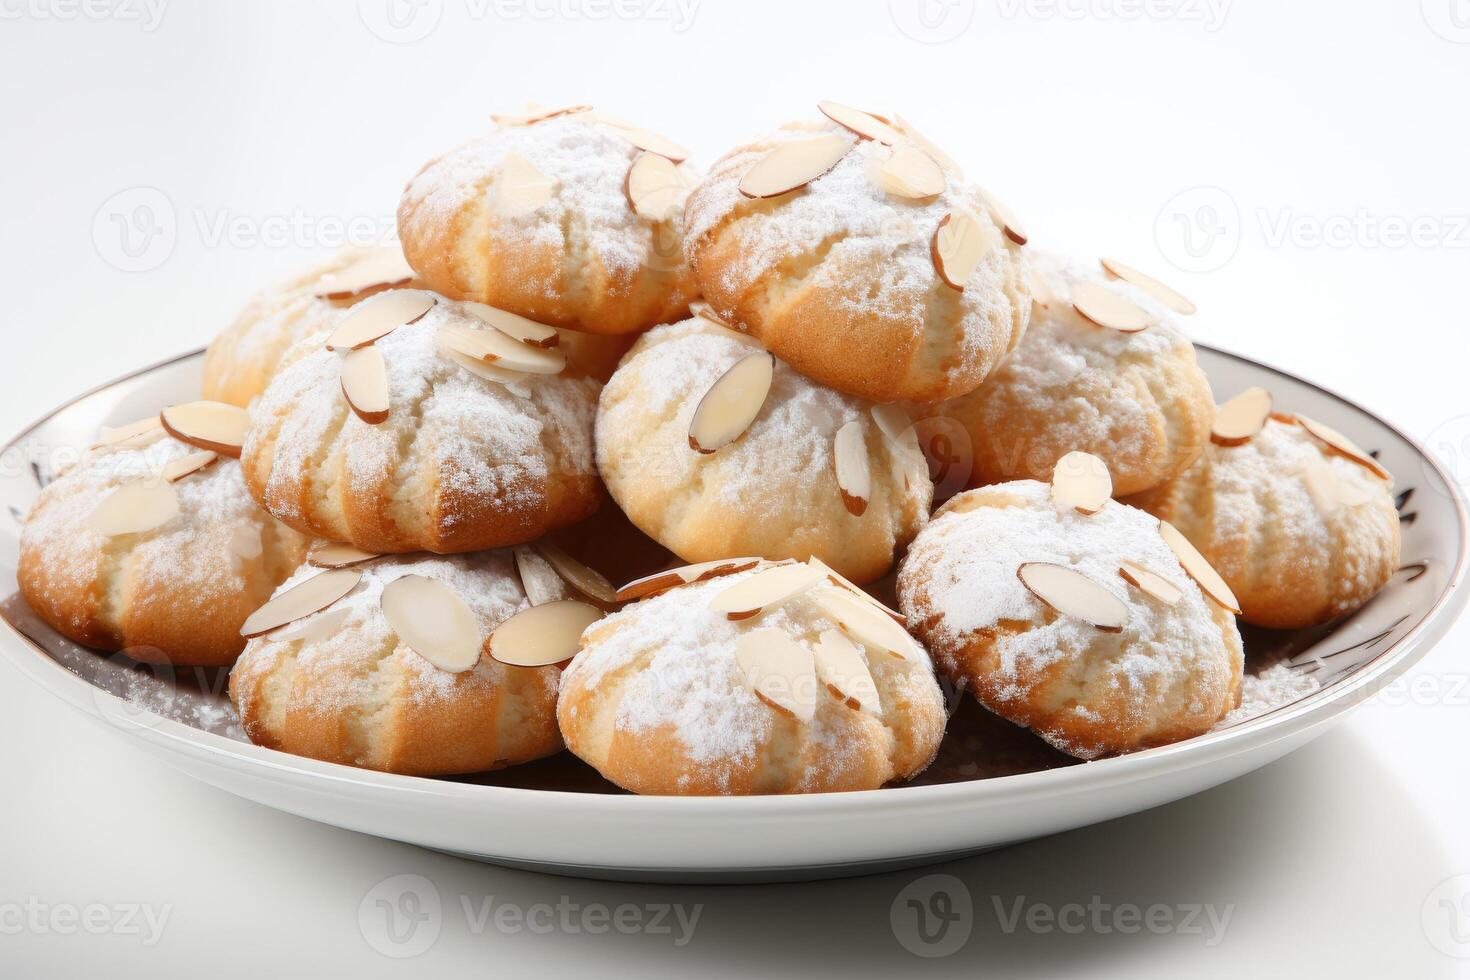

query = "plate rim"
[2,342,1466,818]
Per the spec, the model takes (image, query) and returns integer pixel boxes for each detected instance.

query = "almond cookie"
[242,290,602,554]
[898,470,1243,759]
[397,106,699,335]
[684,105,1031,402]
[922,251,1214,495]
[558,559,946,795]
[18,415,309,666]
[230,551,570,776]
[1125,405,1401,628]
[202,246,417,407]
[594,314,932,585]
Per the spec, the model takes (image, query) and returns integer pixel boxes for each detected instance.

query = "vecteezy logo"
[358,874,442,958]
[890,873,973,958]
[1422,0,1470,42]
[889,0,975,43]
[1422,874,1470,958]
[92,187,176,273]
[357,0,443,43]
[1423,415,1470,500]
[1154,185,1240,273]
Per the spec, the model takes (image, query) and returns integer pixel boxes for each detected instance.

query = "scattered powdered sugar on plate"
[1214,663,1321,730]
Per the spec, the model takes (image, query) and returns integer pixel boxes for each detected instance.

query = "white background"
[2,0,1469,975]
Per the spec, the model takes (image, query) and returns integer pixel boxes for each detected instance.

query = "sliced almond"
[871,144,945,200]
[1211,387,1272,447]
[514,546,566,606]
[160,401,251,458]
[816,100,903,144]
[734,628,817,723]
[738,134,851,199]
[489,599,601,668]
[1071,282,1155,333]
[492,104,592,126]
[892,114,963,178]
[1158,520,1241,614]
[464,302,560,349]
[240,568,362,639]
[438,322,567,375]
[313,247,415,300]
[94,416,164,451]
[380,574,483,673]
[688,351,774,454]
[492,152,558,218]
[709,563,823,621]
[930,211,994,290]
[977,189,1028,246]
[1100,257,1196,316]
[806,556,905,625]
[340,347,391,425]
[270,606,351,644]
[833,419,871,517]
[1302,457,1375,515]
[89,480,180,537]
[532,542,617,606]
[307,542,383,570]
[1296,415,1391,481]
[810,585,924,664]
[441,347,533,388]
[161,450,218,483]
[624,151,686,222]
[613,558,762,603]
[1118,560,1183,606]
[1050,450,1112,516]
[618,127,689,164]
[229,524,263,561]
[325,290,436,351]
[1016,562,1128,633]
[814,628,880,715]
[689,300,732,329]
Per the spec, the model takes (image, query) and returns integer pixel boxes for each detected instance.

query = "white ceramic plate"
[1,347,1465,882]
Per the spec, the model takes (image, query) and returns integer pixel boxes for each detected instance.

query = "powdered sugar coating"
[244,294,602,551]
[684,119,1030,403]
[926,250,1213,495]
[402,116,694,290]
[1214,663,1321,730]
[595,316,932,584]
[561,562,946,792]
[898,480,1242,757]
[234,551,563,712]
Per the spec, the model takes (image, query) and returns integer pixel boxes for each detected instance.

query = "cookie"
[398,107,699,335]
[595,314,932,584]
[898,468,1243,759]
[558,558,946,794]
[684,107,1031,402]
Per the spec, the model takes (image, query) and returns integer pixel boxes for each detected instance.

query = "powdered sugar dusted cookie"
[595,315,932,585]
[558,559,946,795]
[202,246,418,408]
[1125,408,1401,628]
[922,251,1214,496]
[18,420,310,666]
[230,551,568,775]
[898,474,1243,759]
[684,107,1031,402]
[242,290,603,554]
[398,107,699,335]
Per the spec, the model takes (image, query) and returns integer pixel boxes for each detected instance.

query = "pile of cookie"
[17,102,1402,794]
